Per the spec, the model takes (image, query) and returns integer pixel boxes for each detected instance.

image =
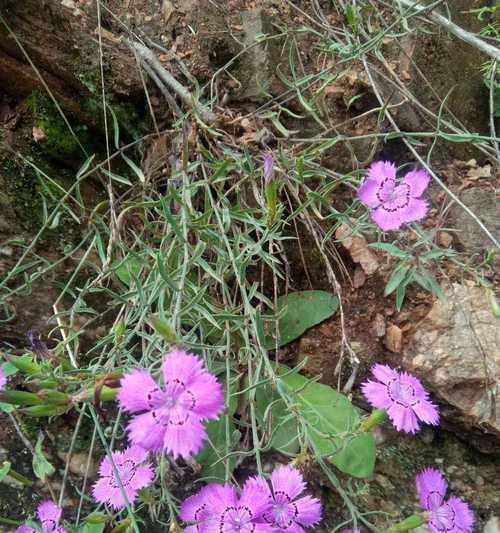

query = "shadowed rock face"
[403,283,500,451]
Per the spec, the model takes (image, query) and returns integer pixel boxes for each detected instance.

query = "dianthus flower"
[118,350,224,458]
[0,368,5,390]
[416,468,474,533]
[358,161,430,231]
[361,364,439,433]
[15,501,66,533]
[180,479,274,532]
[92,445,154,510]
[248,465,322,532]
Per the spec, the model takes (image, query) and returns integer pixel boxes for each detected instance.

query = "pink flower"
[118,350,224,458]
[180,480,274,532]
[416,468,474,533]
[92,445,154,510]
[248,465,322,532]
[15,500,66,533]
[0,368,5,390]
[361,364,439,433]
[358,161,430,231]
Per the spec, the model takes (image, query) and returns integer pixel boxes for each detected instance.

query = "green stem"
[4,468,34,487]
[388,513,427,532]
[359,408,388,432]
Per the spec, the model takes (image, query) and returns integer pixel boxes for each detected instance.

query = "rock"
[403,283,500,449]
[385,324,402,353]
[235,9,277,101]
[450,188,500,263]
[335,224,379,275]
[57,450,97,479]
[484,516,500,533]
[353,266,366,288]
[373,313,386,338]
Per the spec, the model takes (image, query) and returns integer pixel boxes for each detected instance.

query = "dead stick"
[127,40,217,124]
[397,0,500,62]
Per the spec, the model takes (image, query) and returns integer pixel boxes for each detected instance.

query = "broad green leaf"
[196,380,239,482]
[196,416,237,482]
[281,371,375,478]
[264,291,339,349]
[33,434,55,481]
[258,366,376,478]
[255,384,300,455]
[79,523,106,533]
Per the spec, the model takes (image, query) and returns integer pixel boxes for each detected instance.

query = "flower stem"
[359,408,387,432]
[387,513,426,532]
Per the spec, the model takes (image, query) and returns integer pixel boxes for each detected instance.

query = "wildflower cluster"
[6,158,476,533]
[180,465,322,533]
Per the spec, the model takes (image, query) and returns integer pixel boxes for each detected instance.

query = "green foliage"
[32,434,55,482]
[263,291,339,349]
[370,233,454,310]
[257,365,376,478]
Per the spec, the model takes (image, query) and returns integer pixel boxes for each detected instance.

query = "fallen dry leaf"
[335,224,379,275]
[385,324,403,353]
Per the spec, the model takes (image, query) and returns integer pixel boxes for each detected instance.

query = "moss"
[26,92,90,159]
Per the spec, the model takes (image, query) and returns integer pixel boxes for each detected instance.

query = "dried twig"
[397,0,500,62]
[127,39,217,124]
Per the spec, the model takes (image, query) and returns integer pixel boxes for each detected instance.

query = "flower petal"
[15,527,37,533]
[180,485,215,523]
[367,161,397,185]
[118,369,165,414]
[371,205,404,231]
[445,496,474,533]
[294,495,322,527]
[162,417,207,459]
[361,380,392,410]
[416,468,447,511]
[0,368,6,390]
[358,179,383,208]
[240,476,274,519]
[162,350,205,388]
[399,198,428,224]
[386,403,419,433]
[185,372,224,421]
[127,411,167,451]
[270,466,306,502]
[403,169,430,197]
[37,501,62,532]
[371,364,399,385]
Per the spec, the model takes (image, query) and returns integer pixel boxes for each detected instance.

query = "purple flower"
[247,466,322,532]
[15,500,66,533]
[416,468,474,533]
[358,161,430,231]
[263,152,274,180]
[118,350,224,458]
[92,445,154,510]
[0,368,6,390]
[180,480,274,532]
[361,364,439,433]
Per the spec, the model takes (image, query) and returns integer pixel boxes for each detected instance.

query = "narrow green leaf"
[384,264,410,296]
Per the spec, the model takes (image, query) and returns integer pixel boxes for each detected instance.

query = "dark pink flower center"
[264,490,299,529]
[151,379,197,427]
[387,378,419,409]
[431,502,458,532]
[380,183,411,212]
[219,505,254,532]
[108,459,137,489]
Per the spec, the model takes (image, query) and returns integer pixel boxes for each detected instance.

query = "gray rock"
[235,9,276,101]
[484,516,500,533]
[403,283,500,447]
[450,188,500,261]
